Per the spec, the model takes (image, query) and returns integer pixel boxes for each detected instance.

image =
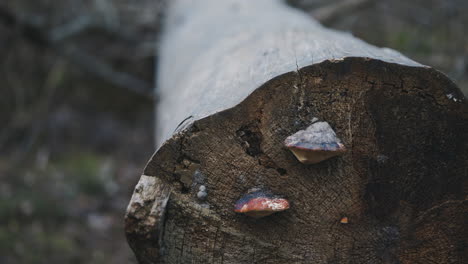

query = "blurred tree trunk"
[125,0,468,263]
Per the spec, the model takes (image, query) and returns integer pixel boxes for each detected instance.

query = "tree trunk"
[125,0,468,263]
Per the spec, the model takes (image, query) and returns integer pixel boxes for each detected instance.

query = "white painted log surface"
[155,0,421,147]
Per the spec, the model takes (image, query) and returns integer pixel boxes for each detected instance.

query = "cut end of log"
[284,121,346,164]
[131,57,467,263]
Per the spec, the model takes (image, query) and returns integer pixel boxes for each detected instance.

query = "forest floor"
[0,0,466,263]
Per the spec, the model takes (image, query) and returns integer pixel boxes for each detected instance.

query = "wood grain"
[126,1,468,263]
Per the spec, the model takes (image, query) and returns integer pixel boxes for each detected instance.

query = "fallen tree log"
[125,0,468,263]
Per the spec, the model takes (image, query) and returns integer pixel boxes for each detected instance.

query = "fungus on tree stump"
[284,120,346,164]
[124,0,468,263]
[234,189,290,218]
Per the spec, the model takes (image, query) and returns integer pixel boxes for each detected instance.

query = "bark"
[125,0,468,263]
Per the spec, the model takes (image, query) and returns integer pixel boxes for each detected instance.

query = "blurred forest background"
[0,0,466,263]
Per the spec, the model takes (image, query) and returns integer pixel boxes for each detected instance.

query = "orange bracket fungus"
[284,120,346,164]
[234,189,290,218]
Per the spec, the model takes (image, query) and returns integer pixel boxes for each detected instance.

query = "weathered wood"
[154,0,421,147]
[125,0,468,263]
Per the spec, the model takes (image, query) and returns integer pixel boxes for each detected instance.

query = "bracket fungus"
[284,120,346,164]
[234,189,290,218]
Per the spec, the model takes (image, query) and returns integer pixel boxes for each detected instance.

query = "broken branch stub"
[125,0,468,263]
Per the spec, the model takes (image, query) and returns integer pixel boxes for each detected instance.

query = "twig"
[311,0,375,25]
[0,5,155,100]
[8,60,65,166]
[60,45,155,99]
[49,15,94,42]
